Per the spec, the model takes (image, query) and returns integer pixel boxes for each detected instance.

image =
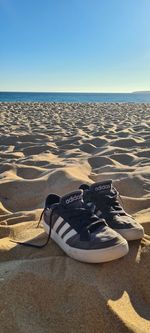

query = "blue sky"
[0,0,150,92]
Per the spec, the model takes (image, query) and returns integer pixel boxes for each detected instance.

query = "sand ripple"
[0,102,150,332]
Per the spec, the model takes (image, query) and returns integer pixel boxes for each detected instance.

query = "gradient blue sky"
[0,0,150,92]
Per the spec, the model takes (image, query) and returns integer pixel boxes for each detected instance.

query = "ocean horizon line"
[0,90,136,94]
[1,90,150,94]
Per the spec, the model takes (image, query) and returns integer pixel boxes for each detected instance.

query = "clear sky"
[0,0,150,92]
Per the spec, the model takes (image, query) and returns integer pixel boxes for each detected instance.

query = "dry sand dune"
[0,102,150,333]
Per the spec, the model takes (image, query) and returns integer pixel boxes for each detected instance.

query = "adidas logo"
[66,194,82,204]
[95,184,111,191]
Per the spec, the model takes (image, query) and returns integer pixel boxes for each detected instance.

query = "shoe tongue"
[90,180,112,195]
[60,190,83,208]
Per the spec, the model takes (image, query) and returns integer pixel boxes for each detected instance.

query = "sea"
[0,92,150,103]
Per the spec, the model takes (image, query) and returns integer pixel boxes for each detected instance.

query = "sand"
[0,102,150,333]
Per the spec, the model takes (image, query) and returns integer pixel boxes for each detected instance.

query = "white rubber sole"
[115,226,144,241]
[43,221,129,263]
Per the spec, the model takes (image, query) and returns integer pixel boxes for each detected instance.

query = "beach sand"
[0,102,150,333]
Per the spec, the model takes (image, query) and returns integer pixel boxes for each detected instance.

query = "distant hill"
[133,91,150,94]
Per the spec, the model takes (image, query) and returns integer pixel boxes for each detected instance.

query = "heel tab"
[45,194,60,208]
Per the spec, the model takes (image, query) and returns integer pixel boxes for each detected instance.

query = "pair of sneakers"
[36,180,144,263]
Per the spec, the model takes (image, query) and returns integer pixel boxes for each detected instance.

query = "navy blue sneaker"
[80,181,144,241]
[42,190,128,263]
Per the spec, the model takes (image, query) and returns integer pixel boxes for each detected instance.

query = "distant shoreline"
[132,91,150,94]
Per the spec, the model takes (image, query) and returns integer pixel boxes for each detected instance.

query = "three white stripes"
[55,217,77,242]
